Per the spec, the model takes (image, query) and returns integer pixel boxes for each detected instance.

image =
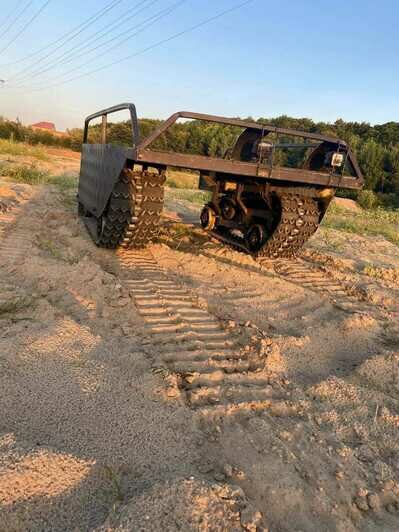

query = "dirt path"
[1,178,399,531]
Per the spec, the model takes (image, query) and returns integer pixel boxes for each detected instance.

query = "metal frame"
[83,103,139,147]
[137,111,348,149]
[82,105,364,190]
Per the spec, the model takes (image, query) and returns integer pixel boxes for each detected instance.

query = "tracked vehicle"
[78,103,363,259]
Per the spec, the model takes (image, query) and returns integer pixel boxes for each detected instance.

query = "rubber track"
[98,169,165,249]
[257,195,319,260]
[210,194,320,260]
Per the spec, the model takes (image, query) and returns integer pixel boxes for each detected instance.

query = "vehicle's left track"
[79,168,165,249]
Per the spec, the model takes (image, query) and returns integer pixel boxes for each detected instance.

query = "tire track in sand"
[0,196,33,274]
[0,199,34,312]
[202,244,383,316]
[116,248,294,420]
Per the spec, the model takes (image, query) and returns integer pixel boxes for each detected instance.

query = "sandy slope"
[0,169,398,531]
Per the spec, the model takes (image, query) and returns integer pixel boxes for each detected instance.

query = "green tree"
[358,139,386,190]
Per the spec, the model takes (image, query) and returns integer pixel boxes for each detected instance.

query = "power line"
[0,0,53,57]
[0,0,35,41]
[43,0,158,71]
[0,2,19,31]
[10,0,159,84]
[11,0,183,86]
[39,0,159,71]
[11,0,256,93]
[0,0,124,68]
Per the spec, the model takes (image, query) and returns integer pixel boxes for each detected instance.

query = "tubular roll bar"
[83,103,139,147]
[136,110,349,151]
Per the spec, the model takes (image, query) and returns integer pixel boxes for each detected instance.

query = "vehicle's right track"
[210,193,320,260]
[257,194,320,260]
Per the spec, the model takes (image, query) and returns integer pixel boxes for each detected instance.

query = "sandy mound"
[334,197,362,212]
[100,479,263,531]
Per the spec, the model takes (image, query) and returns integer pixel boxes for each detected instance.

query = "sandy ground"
[0,150,399,531]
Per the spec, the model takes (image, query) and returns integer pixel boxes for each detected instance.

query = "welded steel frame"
[82,105,364,190]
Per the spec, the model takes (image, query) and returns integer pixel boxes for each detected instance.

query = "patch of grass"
[158,222,207,253]
[0,296,33,317]
[319,228,344,252]
[323,204,399,246]
[37,237,64,261]
[167,223,195,238]
[47,174,77,190]
[0,162,77,210]
[0,162,49,184]
[48,175,77,211]
[103,465,124,504]
[36,236,78,264]
[165,187,211,205]
[363,265,399,284]
[0,300,22,316]
[59,192,76,211]
[0,139,48,160]
[166,169,199,189]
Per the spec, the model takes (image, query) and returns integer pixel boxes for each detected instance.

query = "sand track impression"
[116,248,290,421]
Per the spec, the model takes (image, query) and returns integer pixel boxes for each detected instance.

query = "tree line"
[1,114,398,206]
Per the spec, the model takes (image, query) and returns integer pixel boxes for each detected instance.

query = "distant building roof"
[31,121,56,131]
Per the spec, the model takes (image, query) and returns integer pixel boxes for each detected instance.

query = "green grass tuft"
[165,187,211,205]
[323,204,399,246]
[0,296,33,316]
[103,465,124,504]
[362,264,399,283]
[47,174,77,190]
[166,170,199,189]
[0,163,49,185]
[36,237,64,261]
[0,161,77,191]
[36,235,78,264]
[0,139,48,160]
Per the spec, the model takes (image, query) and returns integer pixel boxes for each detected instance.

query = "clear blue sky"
[0,0,398,130]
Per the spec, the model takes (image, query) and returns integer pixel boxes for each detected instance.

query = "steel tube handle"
[83,103,139,147]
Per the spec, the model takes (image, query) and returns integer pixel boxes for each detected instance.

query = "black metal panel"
[78,144,128,217]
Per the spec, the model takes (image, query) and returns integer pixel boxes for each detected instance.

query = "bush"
[335,188,359,200]
[0,117,79,151]
[377,192,399,209]
[357,189,379,209]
